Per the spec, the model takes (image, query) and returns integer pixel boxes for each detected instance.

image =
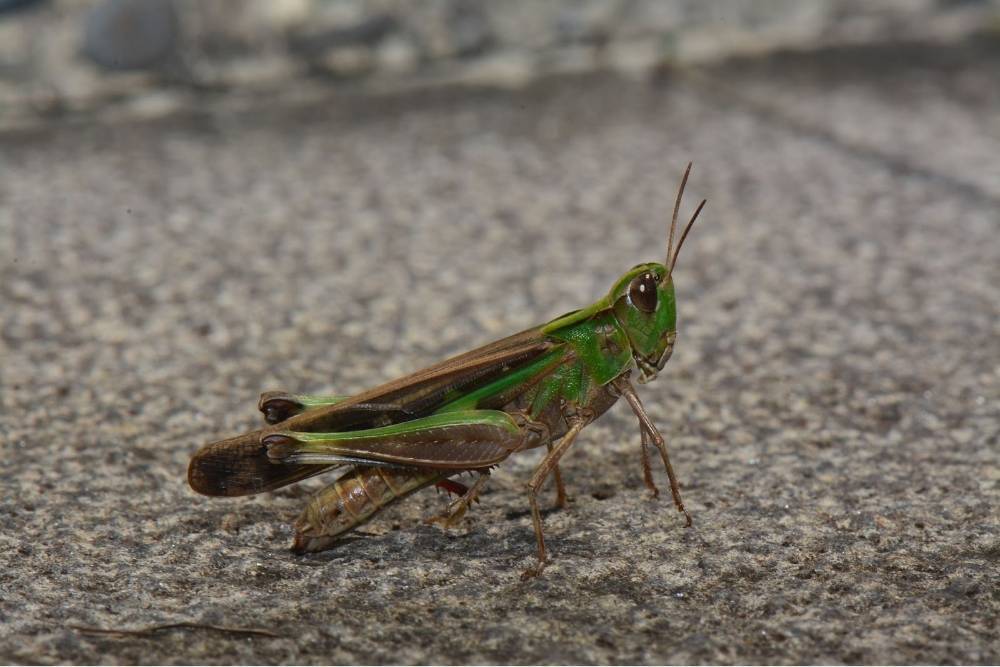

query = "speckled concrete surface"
[1,40,998,664]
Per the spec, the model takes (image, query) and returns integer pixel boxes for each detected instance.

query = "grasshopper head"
[611,163,705,384]
[610,263,677,383]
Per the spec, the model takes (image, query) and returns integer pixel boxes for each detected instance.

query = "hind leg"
[425,472,490,529]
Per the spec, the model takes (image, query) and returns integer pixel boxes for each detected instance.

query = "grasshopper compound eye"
[629,272,659,313]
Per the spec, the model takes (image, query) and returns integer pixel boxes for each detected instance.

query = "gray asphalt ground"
[1,39,998,664]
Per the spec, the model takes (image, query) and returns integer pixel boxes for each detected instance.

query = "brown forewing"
[189,326,559,496]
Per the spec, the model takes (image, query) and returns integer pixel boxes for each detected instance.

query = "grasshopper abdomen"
[292,466,448,553]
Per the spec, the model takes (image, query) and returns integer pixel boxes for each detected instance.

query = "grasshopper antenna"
[666,162,692,272]
[670,198,706,275]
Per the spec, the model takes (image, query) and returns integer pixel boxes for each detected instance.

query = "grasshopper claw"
[520,558,547,581]
[424,506,469,530]
[426,473,488,530]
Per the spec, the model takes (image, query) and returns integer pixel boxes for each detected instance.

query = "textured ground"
[1,39,998,664]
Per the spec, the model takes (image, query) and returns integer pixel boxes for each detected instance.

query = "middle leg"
[522,417,589,580]
[547,441,568,509]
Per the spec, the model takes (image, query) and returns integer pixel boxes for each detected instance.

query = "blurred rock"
[447,1,494,58]
[0,0,46,14]
[287,13,398,59]
[555,0,624,44]
[82,0,178,71]
[375,34,420,73]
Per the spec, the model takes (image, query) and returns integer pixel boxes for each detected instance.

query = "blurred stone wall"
[1,0,998,127]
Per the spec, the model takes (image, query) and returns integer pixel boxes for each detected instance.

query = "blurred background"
[1,0,998,127]
[2,1,998,664]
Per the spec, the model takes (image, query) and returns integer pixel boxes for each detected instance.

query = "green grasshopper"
[188,164,705,578]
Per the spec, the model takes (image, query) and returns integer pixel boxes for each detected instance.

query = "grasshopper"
[188,164,705,578]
